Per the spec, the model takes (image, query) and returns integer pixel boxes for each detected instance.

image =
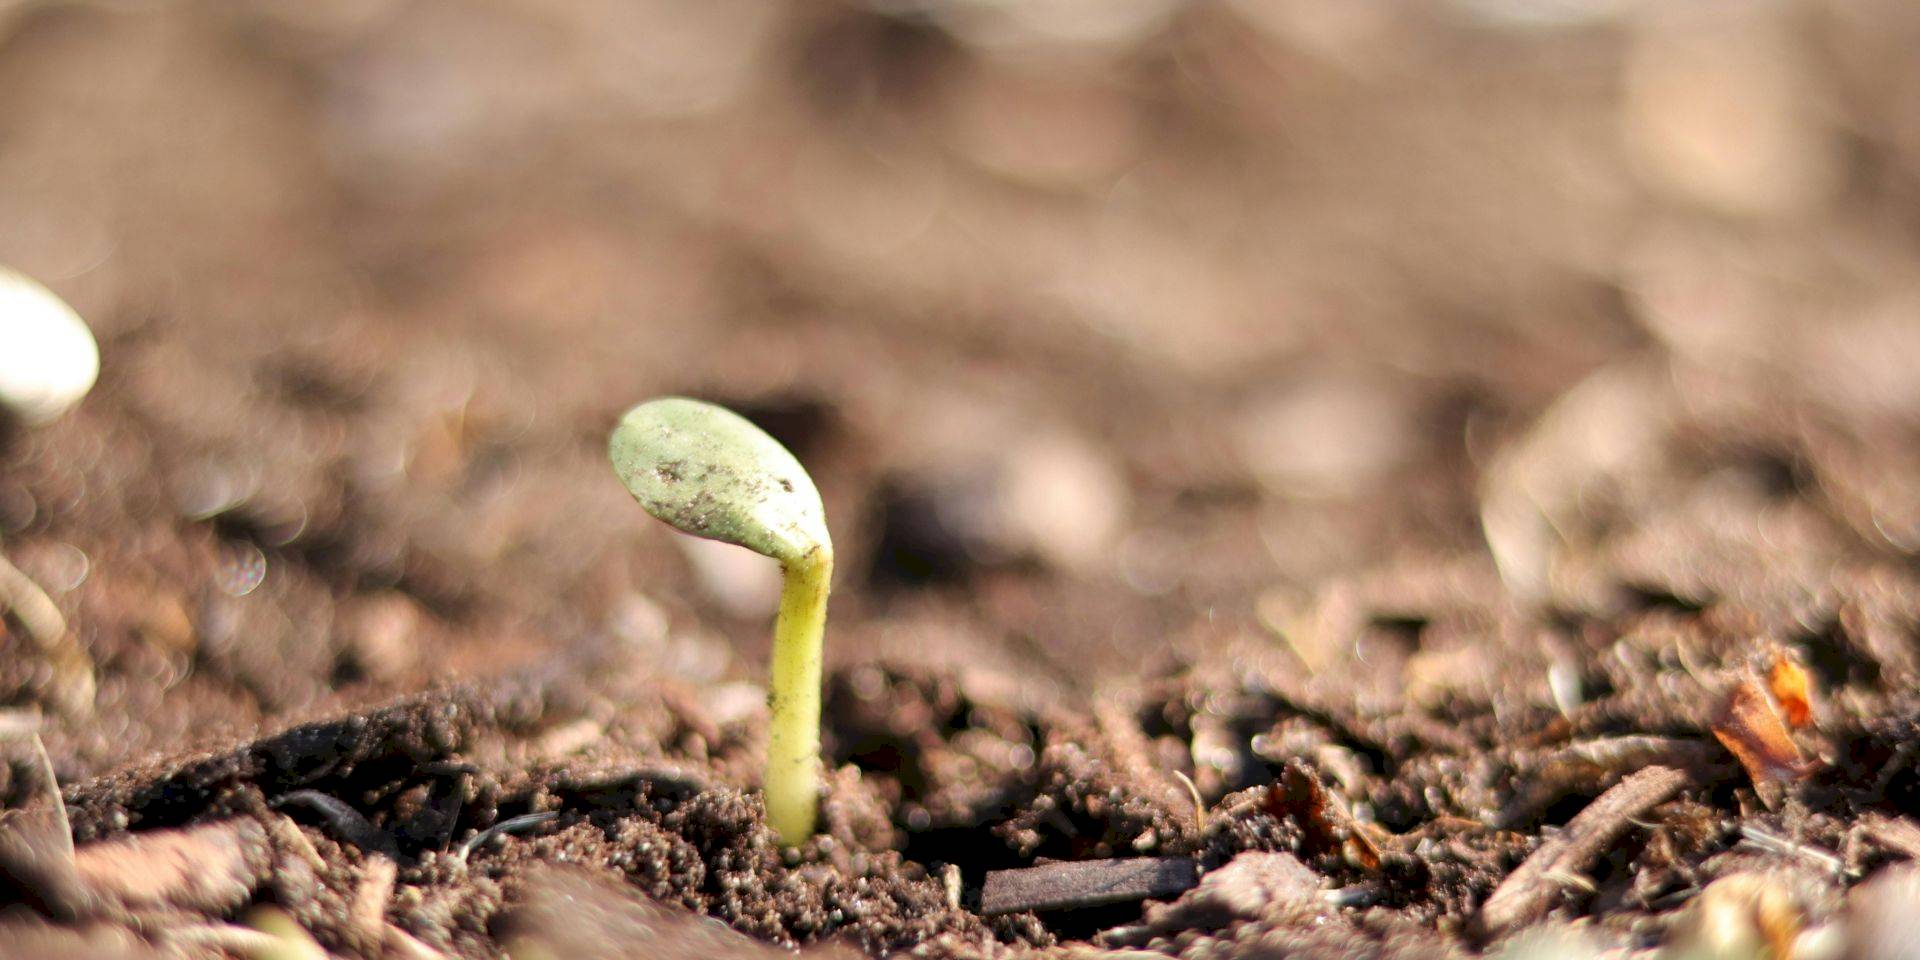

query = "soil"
[5,1,1920,958]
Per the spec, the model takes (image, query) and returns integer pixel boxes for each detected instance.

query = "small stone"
[502,866,858,960]
[341,592,428,682]
[1669,872,1804,960]
[1099,852,1323,948]
[998,430,1128,575]
[1846,865,1920,960]
[1621,5,1839,218]
[70,819,272,915]
[1234,373,1413,499]
[674,533,782,618]
[1493,925,1608,960]
[0,267,98,426]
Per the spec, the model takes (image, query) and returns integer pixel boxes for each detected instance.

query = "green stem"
[766,548,831,845]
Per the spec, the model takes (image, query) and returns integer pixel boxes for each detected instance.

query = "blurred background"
[5,0,1920,775]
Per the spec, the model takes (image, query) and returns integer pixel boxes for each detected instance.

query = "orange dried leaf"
[1267,763,1382,872]
[1767,654,1815,729]
[1712,678,1809,786]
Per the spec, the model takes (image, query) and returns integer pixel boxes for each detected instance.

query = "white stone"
[0,268,98,425]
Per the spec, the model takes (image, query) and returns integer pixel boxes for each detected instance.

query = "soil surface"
[5,1,1920,958]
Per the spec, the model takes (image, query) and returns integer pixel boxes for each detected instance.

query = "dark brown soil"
[5,1,1920,958]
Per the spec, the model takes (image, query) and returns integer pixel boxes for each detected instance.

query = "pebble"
[1492,925,1606,960]
[0,267,99,426]
[998,429,1128,574]
[1669,872,1807,960]
[1846,865,1920,960]
[1622,5,1839,217]
[674,533,782,618]
[1098,852,1323,948]
[1234,373,1413,498]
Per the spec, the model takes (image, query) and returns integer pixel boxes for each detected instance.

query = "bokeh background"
[5,0,1920,775]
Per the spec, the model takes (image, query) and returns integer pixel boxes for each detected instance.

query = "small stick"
[272,790,400,860]
[0,717,74,864]
[164,924,289,955]
[0,552,65,647]
[1478,765,1692,936]
[385,924,449,960]
[0,549,93,714]
[1172,770,1207,834]
[1737,824,1843,875]
[980,857,1199,916]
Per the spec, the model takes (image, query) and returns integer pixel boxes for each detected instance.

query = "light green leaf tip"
[608,397,830,566]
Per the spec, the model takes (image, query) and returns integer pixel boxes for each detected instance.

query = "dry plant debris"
[980,857,1200,916]
[1710,676,1810,793]
[1478,765,1694,936]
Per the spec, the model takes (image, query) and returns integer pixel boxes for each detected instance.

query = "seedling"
[608,397,832,845]
[0,266,99,715]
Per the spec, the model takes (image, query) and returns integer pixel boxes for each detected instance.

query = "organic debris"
[1263,762,1383,872]
[980,857,1200,916]
[1766,653,1815,730]
[1478,765,1694,936]
[1710,676,1810,797]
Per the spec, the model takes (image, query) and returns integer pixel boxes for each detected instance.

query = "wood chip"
[272,789,401,860]
[72,818,271,913]
[981,857,1200,916]
[1478,765,1693,936]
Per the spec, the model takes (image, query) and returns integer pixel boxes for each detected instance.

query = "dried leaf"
[1767,653,1815,729]
[1265,764,1382,871]
[1712,677,1809,788]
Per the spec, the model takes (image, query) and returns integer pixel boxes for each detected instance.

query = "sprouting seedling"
[0,266,99,716]
[608,397,832,845]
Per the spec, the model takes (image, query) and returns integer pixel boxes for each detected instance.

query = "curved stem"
[765,549,831,846]
[0,546,92,716]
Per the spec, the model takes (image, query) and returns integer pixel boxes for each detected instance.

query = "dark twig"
[271,790,401,860]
